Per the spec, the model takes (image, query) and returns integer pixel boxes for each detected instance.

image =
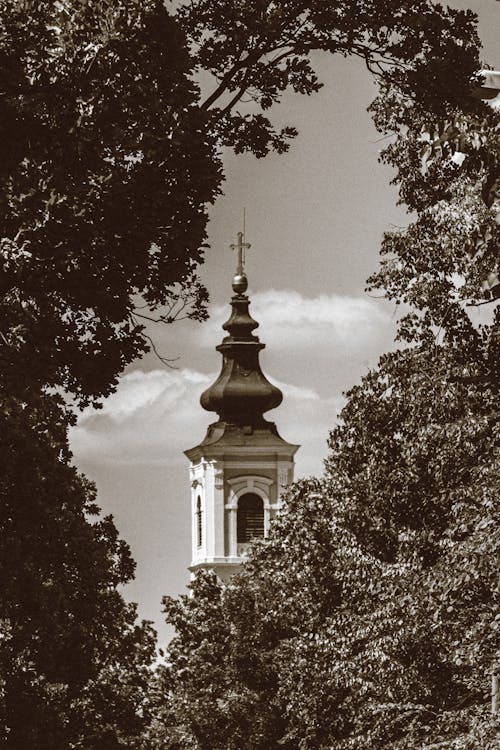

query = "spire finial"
[230,231,251,274]
[230,231,251,294]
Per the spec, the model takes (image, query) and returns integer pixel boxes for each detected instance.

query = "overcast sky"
[69,1,499,645]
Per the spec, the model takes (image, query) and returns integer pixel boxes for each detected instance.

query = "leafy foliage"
[0,1,496,747]
[156,353,498,748]
[0,0,221,402]
[0,391,157,748]
[368,78,499,316]
[179,0,480,155]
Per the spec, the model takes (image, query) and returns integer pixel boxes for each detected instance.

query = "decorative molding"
[220,461,292,469]
[226,475,273,489]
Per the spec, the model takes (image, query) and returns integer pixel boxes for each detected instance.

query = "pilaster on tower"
[184,232,299,582]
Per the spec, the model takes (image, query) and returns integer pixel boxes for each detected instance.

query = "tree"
[0,0,220,403]
[0,391,157,748]
[368,71,499,318]
[322,342,498,748]
[0,0,481,402]
[152,481,379,750]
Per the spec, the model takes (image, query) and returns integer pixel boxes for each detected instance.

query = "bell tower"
[184,233,299,581]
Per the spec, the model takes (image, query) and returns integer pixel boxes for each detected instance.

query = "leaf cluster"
[0,0,221,402]
[0,392,157,747]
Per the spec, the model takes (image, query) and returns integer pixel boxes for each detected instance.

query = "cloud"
[69,369,211,466]
[202,289,391,353]
[69,367,338,475]
[272,378,320,402]
[131,289,396,405]
[79,369,209,424]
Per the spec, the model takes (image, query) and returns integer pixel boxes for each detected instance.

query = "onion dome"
[200,233,282,427]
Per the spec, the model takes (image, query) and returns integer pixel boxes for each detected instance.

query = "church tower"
[184,233,299,581]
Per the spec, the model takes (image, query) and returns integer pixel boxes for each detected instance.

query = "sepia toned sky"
[69,1,499,645]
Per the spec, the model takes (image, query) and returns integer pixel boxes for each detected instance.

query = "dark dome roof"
[200,286,282,427]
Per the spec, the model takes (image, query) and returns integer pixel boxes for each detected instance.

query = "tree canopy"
[155,344,498,749]
[0,391,157,748]
[155,332,498,748]
[0,0,220,402]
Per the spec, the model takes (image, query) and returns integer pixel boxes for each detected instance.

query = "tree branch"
[129,313,180,368]
[200,48,264,111]
[217,68,256,117]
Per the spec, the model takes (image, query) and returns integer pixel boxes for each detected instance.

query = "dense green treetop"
[0,391,157,748]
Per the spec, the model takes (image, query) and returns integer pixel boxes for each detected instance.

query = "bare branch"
[141,331,180,369]
[268,45,295,64]
[369,133,397,143]
[129,313,180,368]
[132,297,188,324]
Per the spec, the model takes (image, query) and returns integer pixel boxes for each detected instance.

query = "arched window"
[237,493,264,543]
[196,496,202,548]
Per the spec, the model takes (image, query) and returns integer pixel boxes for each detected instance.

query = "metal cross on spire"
[230,231,251,276]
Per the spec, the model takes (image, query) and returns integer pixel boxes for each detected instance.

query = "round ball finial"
[232,273,248,294]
